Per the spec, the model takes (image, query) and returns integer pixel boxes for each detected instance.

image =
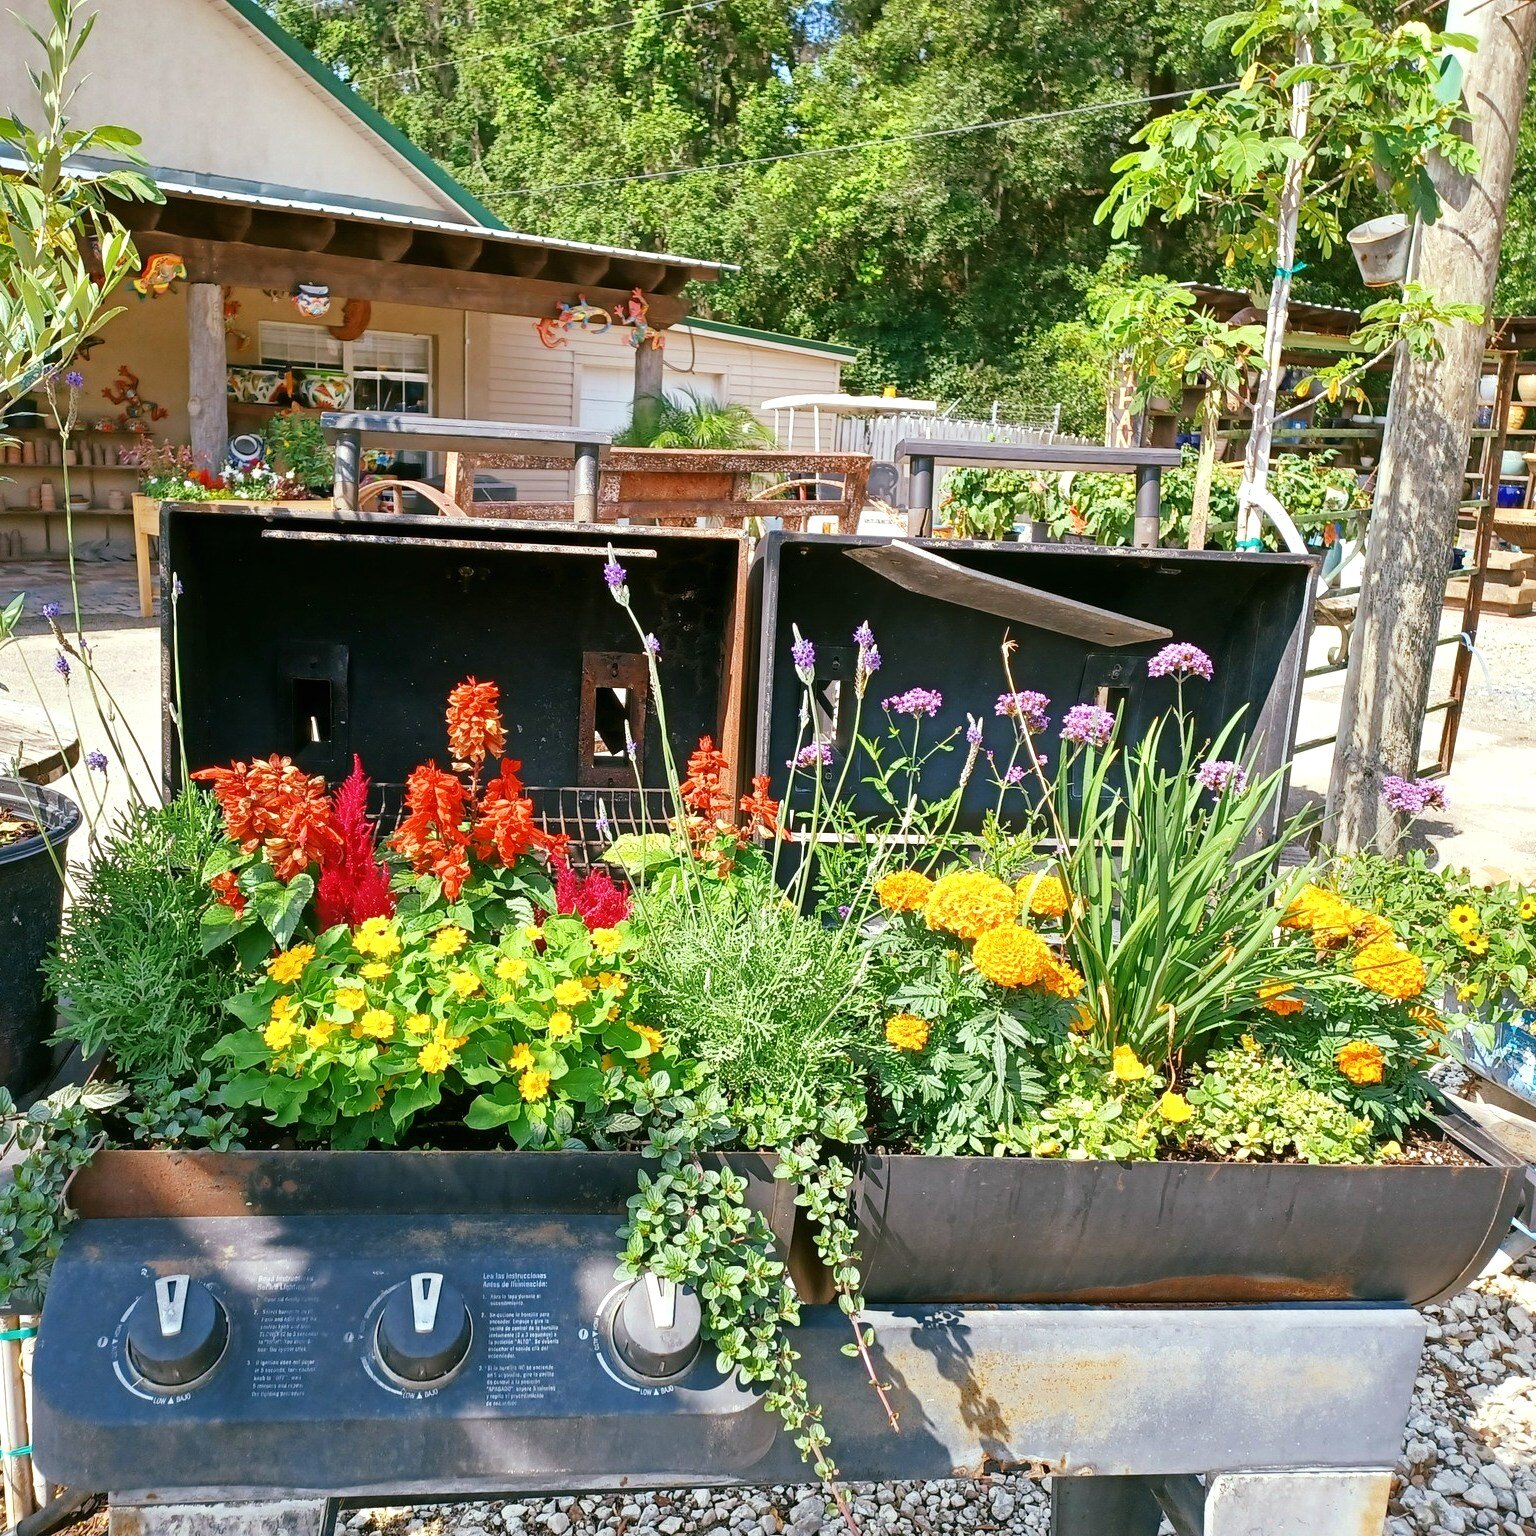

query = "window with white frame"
[259,322,433,414]
[577,362,725,433]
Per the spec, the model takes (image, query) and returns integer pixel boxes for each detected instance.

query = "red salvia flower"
[446,676,507,774]
[192,754,344,882]
[315,755,395,929]
[472,758,568,866]
[207,869,246,917]
[680,736,733,823]
[740,774,784,839]
[391,762,473,900]
[554,860,630,930]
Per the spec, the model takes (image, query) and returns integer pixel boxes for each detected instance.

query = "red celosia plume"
[315,755,395,929]
[554,861,630,930]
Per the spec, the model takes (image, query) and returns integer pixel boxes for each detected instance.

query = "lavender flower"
[1060,702,1115,748]
[41,601,60,621]
[790,628,816,683]
[996,690,1051,733]
[643,632,661,657]
[172,575,185,600]
[54,653,70,679]
[1195,758,1249,796]
[791,741,834,770]
[1147,642,1215,681]
[64,370,84,390]
[86,749,108,774]
[966,715,985,747]
[1382,775,1447,816]
[883,686,943,718]
[602,555,628,593]
[853,620,881,692]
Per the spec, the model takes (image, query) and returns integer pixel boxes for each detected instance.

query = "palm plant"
[614,388,773,449]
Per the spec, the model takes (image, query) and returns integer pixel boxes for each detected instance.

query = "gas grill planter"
[852,1106,1529,1307]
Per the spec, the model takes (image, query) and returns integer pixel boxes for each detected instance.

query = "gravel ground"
[339,1255,1536,1536]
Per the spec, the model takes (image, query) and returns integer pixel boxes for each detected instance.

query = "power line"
[345,0,730,92]
[501,81,1239,198]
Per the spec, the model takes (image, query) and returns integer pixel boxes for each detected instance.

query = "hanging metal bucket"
[1347,214,1412,288]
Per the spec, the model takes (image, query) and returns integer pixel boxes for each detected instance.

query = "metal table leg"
[908,453,935,537]
[1049,1475,1162,1536]
[573,441,600,524]
[332,432,361,512]
[1133,464,1161,549]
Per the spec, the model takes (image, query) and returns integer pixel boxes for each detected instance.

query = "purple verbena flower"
[64,370,84,390]
[1147,642,1215,681]
[1003,764,1027,786]
[791,741,834,770]
[86,749,108,774]
[54,652,70,679]
[1060,703,1115,748]
[41,601,60,621]
[883,687,942,718]
[643,632,661,657]
[1195,758,1249,796]
[1382,775,1447,816]
[996,690,1051,733]
[837,904,852,919]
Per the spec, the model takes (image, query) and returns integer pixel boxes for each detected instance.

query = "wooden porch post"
[186,282,229,473]
[632,340,664,443]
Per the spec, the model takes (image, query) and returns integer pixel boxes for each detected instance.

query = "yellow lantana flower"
[304,1019,337,1048]
[885,1013,931,1051]
[633,1022,665,1054]
[448,969,483,998]
[355,1008,395,1041]
[519,1068,551,1102]
[590,927,623,957]
[495,955,528,983]
[353,917,401,959]
[597,971,626,992]
[1157,1091,1193,1124]
[430,925,468,957]
[334,985,367,1012]
[263,995,300,1051]
[360,961,391,980]
[875,869,935,914]
[553,978,588,1008]
[547,1010,575,1040]
[418,1041,453,1074]
[1111,1045,1150,1082]
[404,1012,433,1036]
[267,944,316,985]
[508,1042,534,1071]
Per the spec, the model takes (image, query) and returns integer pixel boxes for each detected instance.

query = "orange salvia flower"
[445,676,506,773]
[740,774,784,839]
[391,762,473,900]
[192,754,343,882]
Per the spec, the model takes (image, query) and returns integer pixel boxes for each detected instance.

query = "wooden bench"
[895,439,1181,546]
[0,694,79,785]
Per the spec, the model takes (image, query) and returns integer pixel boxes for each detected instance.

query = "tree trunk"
[632,338,665,443]
[1325,3,1536,852]
[1188,392,1222,549]
[1236,37,1312,547]
[186,282,229,473]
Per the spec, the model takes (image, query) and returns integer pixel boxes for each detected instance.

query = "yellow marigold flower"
[553,978,588,1008]
[360,961,391,980]
[1018,873,1070,919]
[875,869,935,913]
[495,955,528,983]
[1462,931,1490,956]
[355,1008,395,1041]
[972,925,1054,989]
[590,927,624,957]
[334,985,367,1012]
[1520,895,1536,923]
[633,1022,665,1054]
[430,925,469,956]
[1111,1045,1149,1082]
[448,969,483,999]
[508,1043,535,1071]
[353,917,401,959]
[885,1013,931,1052]
[267,944,316,984]
[1409,1004,1442,1033]
[418,1040,453,1075]
[547,1010,575,1040]
[405,1011,433,1036]
[1280,885,1358,949]
[1336,1039,1386,1086]
[1043,957,1085,999]
[924,870,1017,940]
[1070,1004,1095,1034]
[263,995,300,1051]
[1157,1090,1193,1124]
[519,1068,551,1103]
[1354,911,1393,943]
[1351,938,1426,1000]
[597,971,626,992]
[1447,904,1480,935]
[304,1019,336,1048]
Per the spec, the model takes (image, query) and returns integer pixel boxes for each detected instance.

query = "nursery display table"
[0,694,78,784]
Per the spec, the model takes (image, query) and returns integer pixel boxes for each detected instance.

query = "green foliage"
[614,389,773,448]
[1186,1044,1379,1163]
[939,467,1056,540]
[47,789,244,1087]
[0,1083,125,1307]
[120,1071,245,1150]
[263,411,335,491]
[1,0,159,413]
[1017,1037,1169,1160]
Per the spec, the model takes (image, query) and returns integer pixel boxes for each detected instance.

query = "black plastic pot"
[0,778,80,1097]
[853,1106,1528,1307]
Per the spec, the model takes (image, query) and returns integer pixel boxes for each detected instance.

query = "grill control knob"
[125,1275,228,1390]
[610,1274,702,1381]
[375,1273,472,1385]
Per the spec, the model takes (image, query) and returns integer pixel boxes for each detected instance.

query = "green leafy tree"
[1097,2,1478,543]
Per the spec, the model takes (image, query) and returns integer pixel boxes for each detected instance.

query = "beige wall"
[1,0,468,219]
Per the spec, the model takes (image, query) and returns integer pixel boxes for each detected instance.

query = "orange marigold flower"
[1335,1039,1386,1086]
[885,1013,931,1051]
[1043,957,1086,999]
[972,925,1055,989]
[925,869,1017,940]
[1350,938,1427,1001]
[445,676,506,772]
[876,869,935,912]
[1018,873,1070,920]
[1258,979,1304,1016]
[192,754,343,882]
